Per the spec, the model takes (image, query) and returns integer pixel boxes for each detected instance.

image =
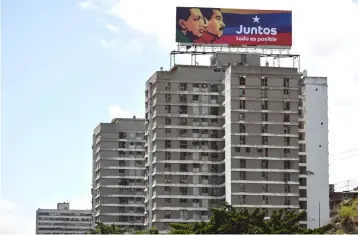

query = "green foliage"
[339,199,358,219]
[135,226,159,234]
[88,222,126,234]
[168,202,332,234]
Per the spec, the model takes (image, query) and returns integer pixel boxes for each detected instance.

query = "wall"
[303,76,330,228]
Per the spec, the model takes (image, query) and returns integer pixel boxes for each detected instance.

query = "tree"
[353,186,358,191]
[328,198,358,233]
[135,226,159,234]
[88,222,126,234]
[168,202,332,234]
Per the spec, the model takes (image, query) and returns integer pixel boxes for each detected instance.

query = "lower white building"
[36,202,92,234]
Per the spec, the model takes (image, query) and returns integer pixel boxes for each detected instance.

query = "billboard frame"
[169,44,300,71]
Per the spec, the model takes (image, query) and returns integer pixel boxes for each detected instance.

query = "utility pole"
[347,179,350,191]
[318,201,321,227]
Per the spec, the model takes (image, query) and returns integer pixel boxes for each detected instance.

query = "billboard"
[175,7,292,48]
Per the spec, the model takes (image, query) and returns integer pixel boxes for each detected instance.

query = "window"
[240,135,246,144]
[165,152,171,160]
[240,100,246,109]
[239,76,246,85]
[284,78,290,87]
[180,141,187,149]
[165,163,171,171]
[192,95,199,101]
[261,89,267,98]
[179,129,187,136]
[262,160,268,169]
[240,159,246,168]
[262,113,268,122]
[179,118,187,125]
[179,94,187,103]
[180,152,186,160]
[262,124,268,133]
[284,114,290,122]
[180,187,188,195]
[165,187,171,192]
[284,125,290,134]
[284,173,290,182]
[193,83,200,89]
[210,95,218,102]
[180,83,187,91]
[165,94,171,102]
[262,184,268,192]
[239,195,246,204]
[261,76,268,86]
[262,100,268,110]
[284,137,290,145]
[284,148,290,157]
[211,118,218,124]
[165,82,171,91]
[210,84,219,92]
[262,136,268,145]
[262,171,268,180]
[284,88,289,95]
[165,117,171,125]
[211,107,219,115]
[165,128,171,133]
[284,160,291,169]
[246,147,250,153]
[239,113,245,121]
[179,105,188,114]
[180,198,187,203]
[284,101,290,110]
[240,88,246,96]
[235,147,241,153]
[180,164,188,172]
[239,124,246,133]
[264,148,268,157]
[165,140,171,148]
[262,196,268,205]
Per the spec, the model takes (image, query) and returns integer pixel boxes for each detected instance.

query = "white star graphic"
[253,15,260,23]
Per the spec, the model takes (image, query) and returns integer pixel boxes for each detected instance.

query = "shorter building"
[36,202,92,234]
[329,184,358,218]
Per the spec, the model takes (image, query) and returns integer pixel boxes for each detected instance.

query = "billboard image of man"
[194,8,226,43]
[176,7,206,43]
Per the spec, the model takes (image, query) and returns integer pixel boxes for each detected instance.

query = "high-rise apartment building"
[144,64,227,230]
[92,117,146,231]
[144,52,329,231]
[36,202,92,234]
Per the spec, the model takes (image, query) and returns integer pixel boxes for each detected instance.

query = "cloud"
[100,37,144,54]
[105,23,120,33]
[81,0,358,183]
[78,0,99,10]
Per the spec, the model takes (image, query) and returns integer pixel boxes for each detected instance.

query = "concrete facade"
[302,76,330,228]
[92,117,146,231]
[36,202,92,234]
[224,58,303,215]
[143,52,330,232]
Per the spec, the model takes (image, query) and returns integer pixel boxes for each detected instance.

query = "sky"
[1,0,358,234]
